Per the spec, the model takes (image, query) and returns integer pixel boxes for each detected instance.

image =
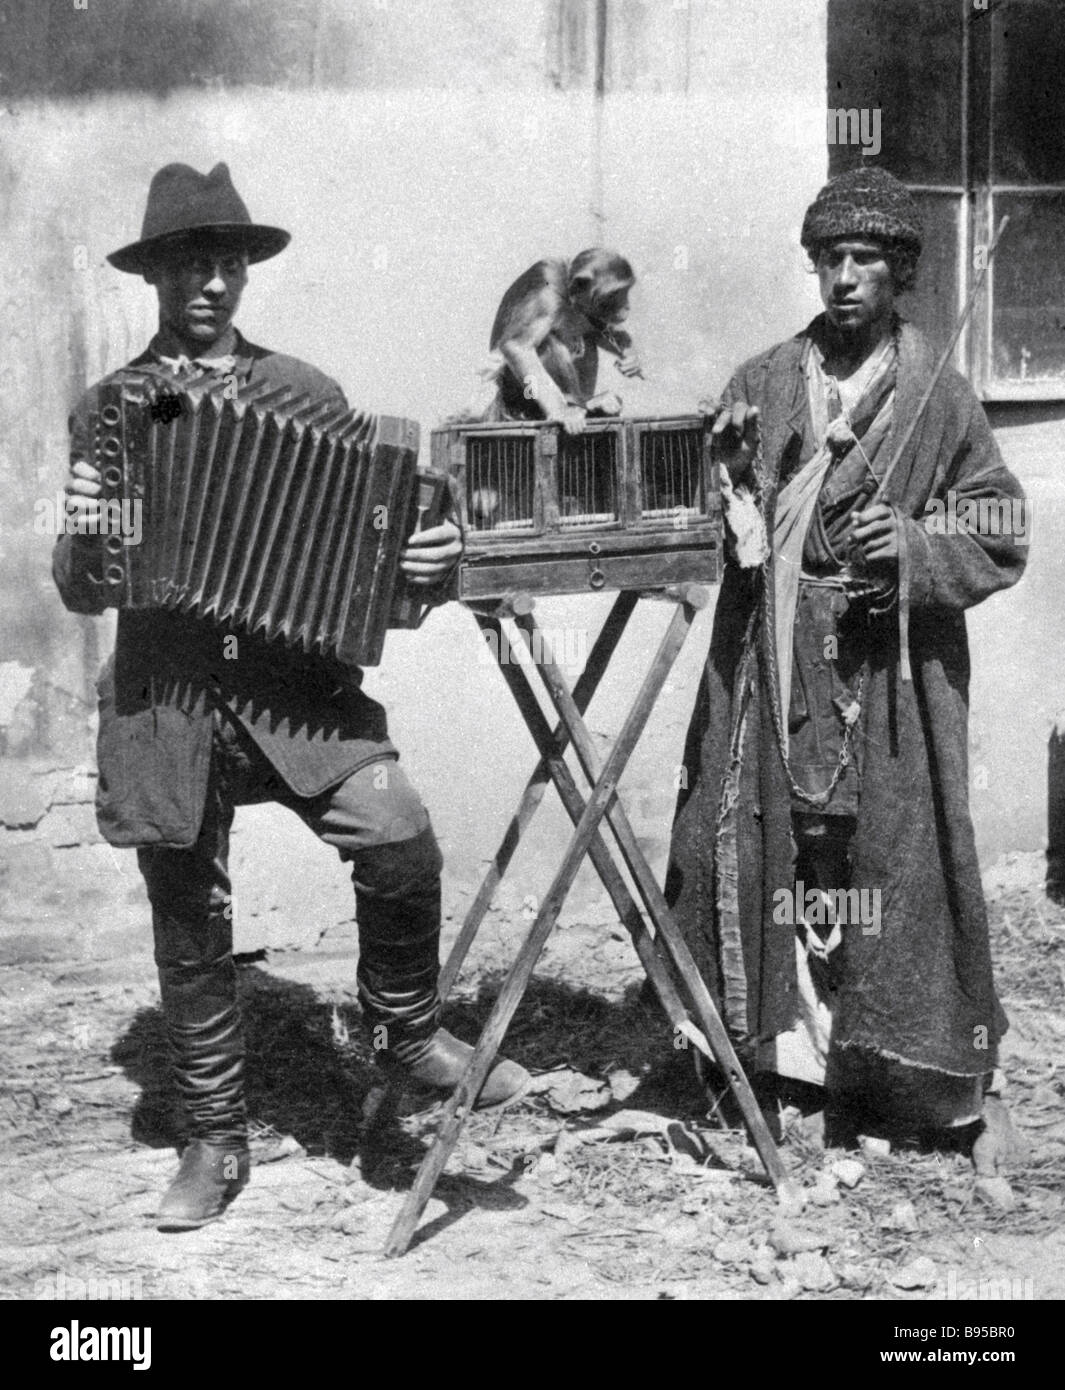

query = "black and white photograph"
[1,0,1062,1330]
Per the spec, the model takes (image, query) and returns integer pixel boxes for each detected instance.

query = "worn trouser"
[137,711,443,1144]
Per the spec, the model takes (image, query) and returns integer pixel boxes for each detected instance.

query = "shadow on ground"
[109,963,711,1186]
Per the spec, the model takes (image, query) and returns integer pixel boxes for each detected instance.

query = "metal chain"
[761,553,863,808]
[752,422,864,809]
[711,426,864,815]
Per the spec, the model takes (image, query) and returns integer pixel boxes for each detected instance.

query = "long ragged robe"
[664,318,1027,1083]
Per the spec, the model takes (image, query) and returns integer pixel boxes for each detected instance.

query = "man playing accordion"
[54,162,527,1231]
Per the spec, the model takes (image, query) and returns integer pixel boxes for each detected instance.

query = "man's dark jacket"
[53,335,398,850]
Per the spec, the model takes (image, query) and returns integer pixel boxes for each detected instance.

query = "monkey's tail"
[444,352,507,425]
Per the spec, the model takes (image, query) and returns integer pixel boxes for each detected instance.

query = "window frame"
[828,0,1065,402]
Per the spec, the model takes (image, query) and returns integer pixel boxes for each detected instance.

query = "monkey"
[485,249,641,436]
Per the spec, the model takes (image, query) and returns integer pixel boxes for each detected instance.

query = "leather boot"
[153,1002,250,1230]
[391,1026,530,1107]
[140,833,250,1231]
[156,1138,251,1231]
[350,831,529,1109]
[160,1001,249,1143]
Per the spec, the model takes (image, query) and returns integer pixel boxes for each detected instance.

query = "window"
[828,0,1065,399]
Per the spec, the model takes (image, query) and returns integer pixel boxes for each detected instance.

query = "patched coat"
[664,319,1027,1076]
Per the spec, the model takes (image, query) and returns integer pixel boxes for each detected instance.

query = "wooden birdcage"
[432,415,722,601]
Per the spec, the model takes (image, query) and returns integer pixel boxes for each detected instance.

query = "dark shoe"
[382,1027,529,1109]
[156,1138,250,1232]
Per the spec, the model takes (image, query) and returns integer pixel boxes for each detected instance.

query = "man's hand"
[400,519,463,586]
[710,401,760,485]
[64,459,103,533]
[850,503,899,563]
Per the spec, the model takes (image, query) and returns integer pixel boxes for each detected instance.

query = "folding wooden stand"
[383,585,797,1257]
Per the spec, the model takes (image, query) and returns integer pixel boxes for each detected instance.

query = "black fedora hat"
[107,162,291,274]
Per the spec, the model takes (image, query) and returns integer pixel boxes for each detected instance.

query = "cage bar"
[558,430,619,528]
[465,434,537,532]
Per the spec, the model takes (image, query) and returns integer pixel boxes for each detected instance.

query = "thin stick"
[872,215,1008,504]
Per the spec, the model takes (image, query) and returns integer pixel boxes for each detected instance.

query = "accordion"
[87,374,447,666]
[432,415,722,601]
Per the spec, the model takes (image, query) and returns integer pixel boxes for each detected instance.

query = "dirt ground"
[1,850,1063,1303]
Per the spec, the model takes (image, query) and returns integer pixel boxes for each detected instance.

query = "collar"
[147,327,252,380]
[755,314,930,507]
[806,326,897,435]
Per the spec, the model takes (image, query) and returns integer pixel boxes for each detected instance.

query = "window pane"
[826,0,964,183]
[898,193,961,358]
[991,194,1065,381]
[992,1,1065,184]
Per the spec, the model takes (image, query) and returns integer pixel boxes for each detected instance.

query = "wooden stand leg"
[513,605,797,1201]
[439,591,638,999]
[383,598,698,1258]
[479,618,714,1059]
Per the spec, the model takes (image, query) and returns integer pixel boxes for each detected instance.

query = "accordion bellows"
[89,374,431,666]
